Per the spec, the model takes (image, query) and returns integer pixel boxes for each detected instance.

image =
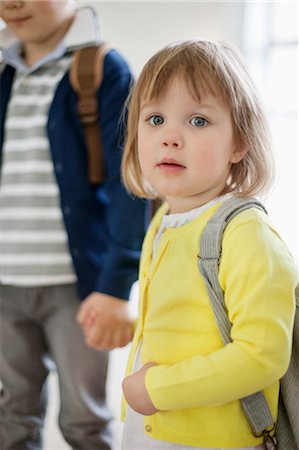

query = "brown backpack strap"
[70,43,110,184]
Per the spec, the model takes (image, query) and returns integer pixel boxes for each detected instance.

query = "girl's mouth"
[9,16,31,26]
[158,159,186,173]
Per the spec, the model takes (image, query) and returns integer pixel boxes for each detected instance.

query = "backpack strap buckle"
[77,97,98,124]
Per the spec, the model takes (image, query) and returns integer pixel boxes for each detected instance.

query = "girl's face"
[0,1,75,47]
[137,77,246,214]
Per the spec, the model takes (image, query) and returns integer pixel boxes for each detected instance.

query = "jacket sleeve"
[93,49,147,299]
[145,214,297,410]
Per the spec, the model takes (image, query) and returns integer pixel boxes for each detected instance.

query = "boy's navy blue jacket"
[0,50,147,300]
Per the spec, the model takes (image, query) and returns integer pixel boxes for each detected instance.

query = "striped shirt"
[0,57,77,286]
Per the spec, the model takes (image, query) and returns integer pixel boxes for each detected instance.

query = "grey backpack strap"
[198,197,277,445]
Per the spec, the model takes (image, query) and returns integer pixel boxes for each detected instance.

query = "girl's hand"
[122,362,159,415]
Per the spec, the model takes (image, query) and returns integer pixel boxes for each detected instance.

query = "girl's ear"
[230,146,248,164]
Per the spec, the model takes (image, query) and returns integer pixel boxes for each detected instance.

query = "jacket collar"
[0,6,101,65]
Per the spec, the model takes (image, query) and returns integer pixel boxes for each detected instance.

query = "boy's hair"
[122,40,275,199]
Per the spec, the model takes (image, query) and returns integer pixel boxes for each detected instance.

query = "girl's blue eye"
[190,117,207,127]
[149,115,164,126]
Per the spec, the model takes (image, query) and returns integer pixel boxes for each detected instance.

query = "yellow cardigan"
[122,201,297,448]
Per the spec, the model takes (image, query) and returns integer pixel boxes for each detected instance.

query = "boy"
[0,1,146,449]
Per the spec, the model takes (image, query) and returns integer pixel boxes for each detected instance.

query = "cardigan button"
[145,424,152,433]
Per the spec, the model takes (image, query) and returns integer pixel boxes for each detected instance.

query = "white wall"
[79,1,245,76]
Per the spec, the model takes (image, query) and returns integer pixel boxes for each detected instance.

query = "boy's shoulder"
[99,47,132,81]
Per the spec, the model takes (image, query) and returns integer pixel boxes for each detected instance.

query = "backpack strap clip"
[262,429,277,450]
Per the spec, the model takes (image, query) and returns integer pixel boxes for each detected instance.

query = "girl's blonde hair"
[122,40,275,199]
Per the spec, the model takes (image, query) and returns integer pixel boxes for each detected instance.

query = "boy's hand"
[77,292,134,350]
[122,362,159,415]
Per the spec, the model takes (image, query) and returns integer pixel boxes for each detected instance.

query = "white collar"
[161,194,233,228]
[64,6,100,51]
[152,194,233,259]
[0,6,100,53]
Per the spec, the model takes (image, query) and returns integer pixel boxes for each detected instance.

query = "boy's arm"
[95,49,146,298]
[77,50,146,349]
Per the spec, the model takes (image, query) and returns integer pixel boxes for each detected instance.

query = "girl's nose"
[162,133,183,150]
[3,1,24,8]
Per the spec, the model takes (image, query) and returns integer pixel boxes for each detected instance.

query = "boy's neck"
[22,16,74,67]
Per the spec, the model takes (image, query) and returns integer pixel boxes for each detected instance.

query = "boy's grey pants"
[0,284,112,450]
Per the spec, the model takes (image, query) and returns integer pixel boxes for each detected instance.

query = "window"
[243,1,298,261]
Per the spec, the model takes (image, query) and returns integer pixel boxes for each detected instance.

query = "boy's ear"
[230,146,248,164]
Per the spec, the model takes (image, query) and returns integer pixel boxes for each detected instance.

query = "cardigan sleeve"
[145,212,297,410]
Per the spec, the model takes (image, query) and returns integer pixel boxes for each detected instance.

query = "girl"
[121,40,297,450]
